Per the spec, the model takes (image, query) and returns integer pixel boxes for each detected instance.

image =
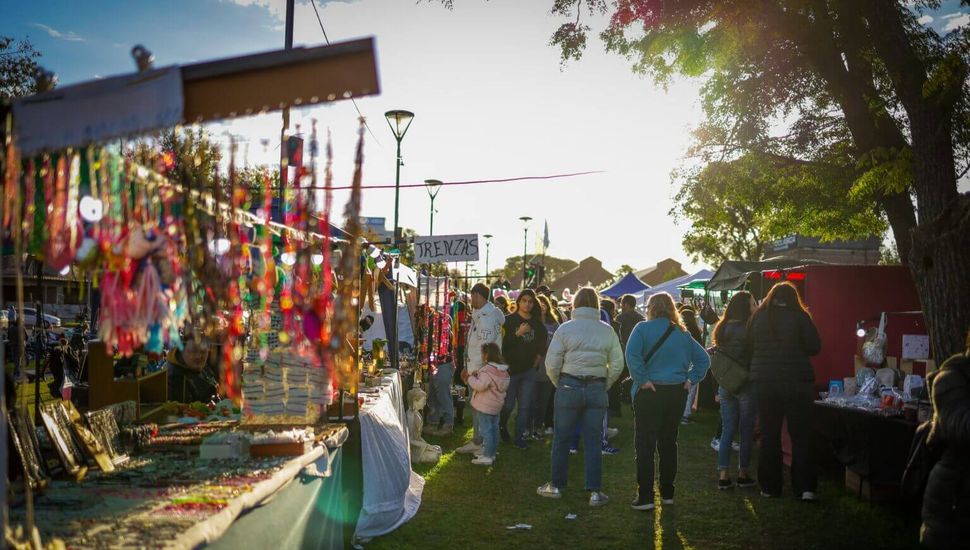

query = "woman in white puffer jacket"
[538,287,624,507]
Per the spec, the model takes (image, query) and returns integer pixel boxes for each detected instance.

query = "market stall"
[0,36,436,549]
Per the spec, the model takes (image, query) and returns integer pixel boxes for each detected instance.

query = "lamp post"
[483,234,493,283]
[519,216,532,287]
[385,110,414,246]
[385,109,413,371]
[424,179,442,236]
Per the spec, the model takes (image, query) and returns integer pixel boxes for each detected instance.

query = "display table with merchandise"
[354,370,424,543]
[11,421,351,549]
[813,401,917,500]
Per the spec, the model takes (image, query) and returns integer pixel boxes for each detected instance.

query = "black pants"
[453,346,466,423]
[633,384,688,500]
[755,381,817,496]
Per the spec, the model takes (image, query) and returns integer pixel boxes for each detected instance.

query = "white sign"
[14,67,184,155]
[413,234,480,263]
[902,334,930,360]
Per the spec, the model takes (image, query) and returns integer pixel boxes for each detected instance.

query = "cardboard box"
[900,360,914,375]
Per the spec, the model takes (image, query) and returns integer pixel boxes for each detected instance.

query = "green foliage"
[490,255,577,284]
[614,264,635,277]
[673,153,886,266]
[0,36,42,100]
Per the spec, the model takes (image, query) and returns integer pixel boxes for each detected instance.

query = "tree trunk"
[908,195,970,360]
[880,190,916,264]
[906,107,970,359]
[861,0,970,358]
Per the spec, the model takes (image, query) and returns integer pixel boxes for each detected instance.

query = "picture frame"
[39,401,88,481]
[7,407,49,491]
[62,401,114,472]
[85,408,129,466]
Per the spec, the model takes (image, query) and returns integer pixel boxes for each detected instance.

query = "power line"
[309,0,382,147]
[291,170,605,191]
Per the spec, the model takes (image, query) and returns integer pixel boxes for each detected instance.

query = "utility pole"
[279,0,295,206]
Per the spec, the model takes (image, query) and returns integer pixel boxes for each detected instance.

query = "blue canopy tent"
[600,272,651,299]
[634,269,715,306]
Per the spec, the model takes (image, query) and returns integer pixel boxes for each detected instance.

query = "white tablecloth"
[354,372,424,541]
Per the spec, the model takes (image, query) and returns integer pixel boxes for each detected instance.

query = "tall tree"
[524,0,970,358]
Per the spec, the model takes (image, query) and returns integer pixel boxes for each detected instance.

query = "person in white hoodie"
[537,287,624,507]
[457,283,506,455]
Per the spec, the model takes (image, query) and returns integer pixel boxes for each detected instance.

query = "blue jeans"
[718,386,756,472]
[551,375,608,491]
[501,369,536,445]
[478,411,500,458]
[427,363,455,426]
[531,376,555,432]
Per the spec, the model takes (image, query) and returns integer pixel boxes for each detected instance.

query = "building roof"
[635,258,686,286]
[549,257,614,292]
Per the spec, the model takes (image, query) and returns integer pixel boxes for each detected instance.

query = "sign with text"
[413,234,480,263]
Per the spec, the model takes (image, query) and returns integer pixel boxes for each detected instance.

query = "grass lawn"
[370,408,921,550]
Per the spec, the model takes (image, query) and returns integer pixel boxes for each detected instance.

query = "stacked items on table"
[818,365,929,421]
[242,346,334,424]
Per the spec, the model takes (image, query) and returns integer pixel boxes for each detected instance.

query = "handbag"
[709,342,749,395]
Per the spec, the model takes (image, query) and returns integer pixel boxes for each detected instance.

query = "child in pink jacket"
[467,343,510,465]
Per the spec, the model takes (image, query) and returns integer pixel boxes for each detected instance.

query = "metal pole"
[279,0,295,203]
[429,195,435,236]
[522,227,529,286]
[391,139,402,370]
[485,242,490,284]
[393,140,402,245]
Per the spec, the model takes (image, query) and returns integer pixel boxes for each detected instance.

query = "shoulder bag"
[710,341,748,395]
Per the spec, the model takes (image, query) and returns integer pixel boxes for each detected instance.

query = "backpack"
[709,341,749,395]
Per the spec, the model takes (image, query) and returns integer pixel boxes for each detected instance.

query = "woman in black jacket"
[746,282,821,500]
[921,330,970,549]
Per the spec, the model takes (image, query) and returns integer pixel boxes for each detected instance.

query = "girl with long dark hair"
[712,291,757,490]
[747,282,821,500]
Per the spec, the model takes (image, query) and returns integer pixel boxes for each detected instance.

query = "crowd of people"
[420,280,970,548]
[421,280,826,507]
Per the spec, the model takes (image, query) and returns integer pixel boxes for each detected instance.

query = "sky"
[3,0,969,279]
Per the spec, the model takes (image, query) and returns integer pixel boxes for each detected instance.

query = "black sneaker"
[631,497,655,511]
[736,477,757,488]
[513,440,528,450]
[500,426,511,443]
[718,478,734,490]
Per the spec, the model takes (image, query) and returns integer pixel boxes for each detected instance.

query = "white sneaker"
[537,482,562,499]
[589,491,609,507]
[710,437,720,452]
[662,498,674,505]
[456,441,483,454]
[731,441,740,452]
[471,455,494,466]
[606,427,619,439]
[800,491,817,502]
[544,427,555,436]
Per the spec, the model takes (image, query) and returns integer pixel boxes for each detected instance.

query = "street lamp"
[424,179,442,236]
[385,109,413,372]
[385,109,414,246]
[519,216,532,287]
[483,234,493,284]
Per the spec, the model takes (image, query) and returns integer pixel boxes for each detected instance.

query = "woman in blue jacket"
[625,292,711,511]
